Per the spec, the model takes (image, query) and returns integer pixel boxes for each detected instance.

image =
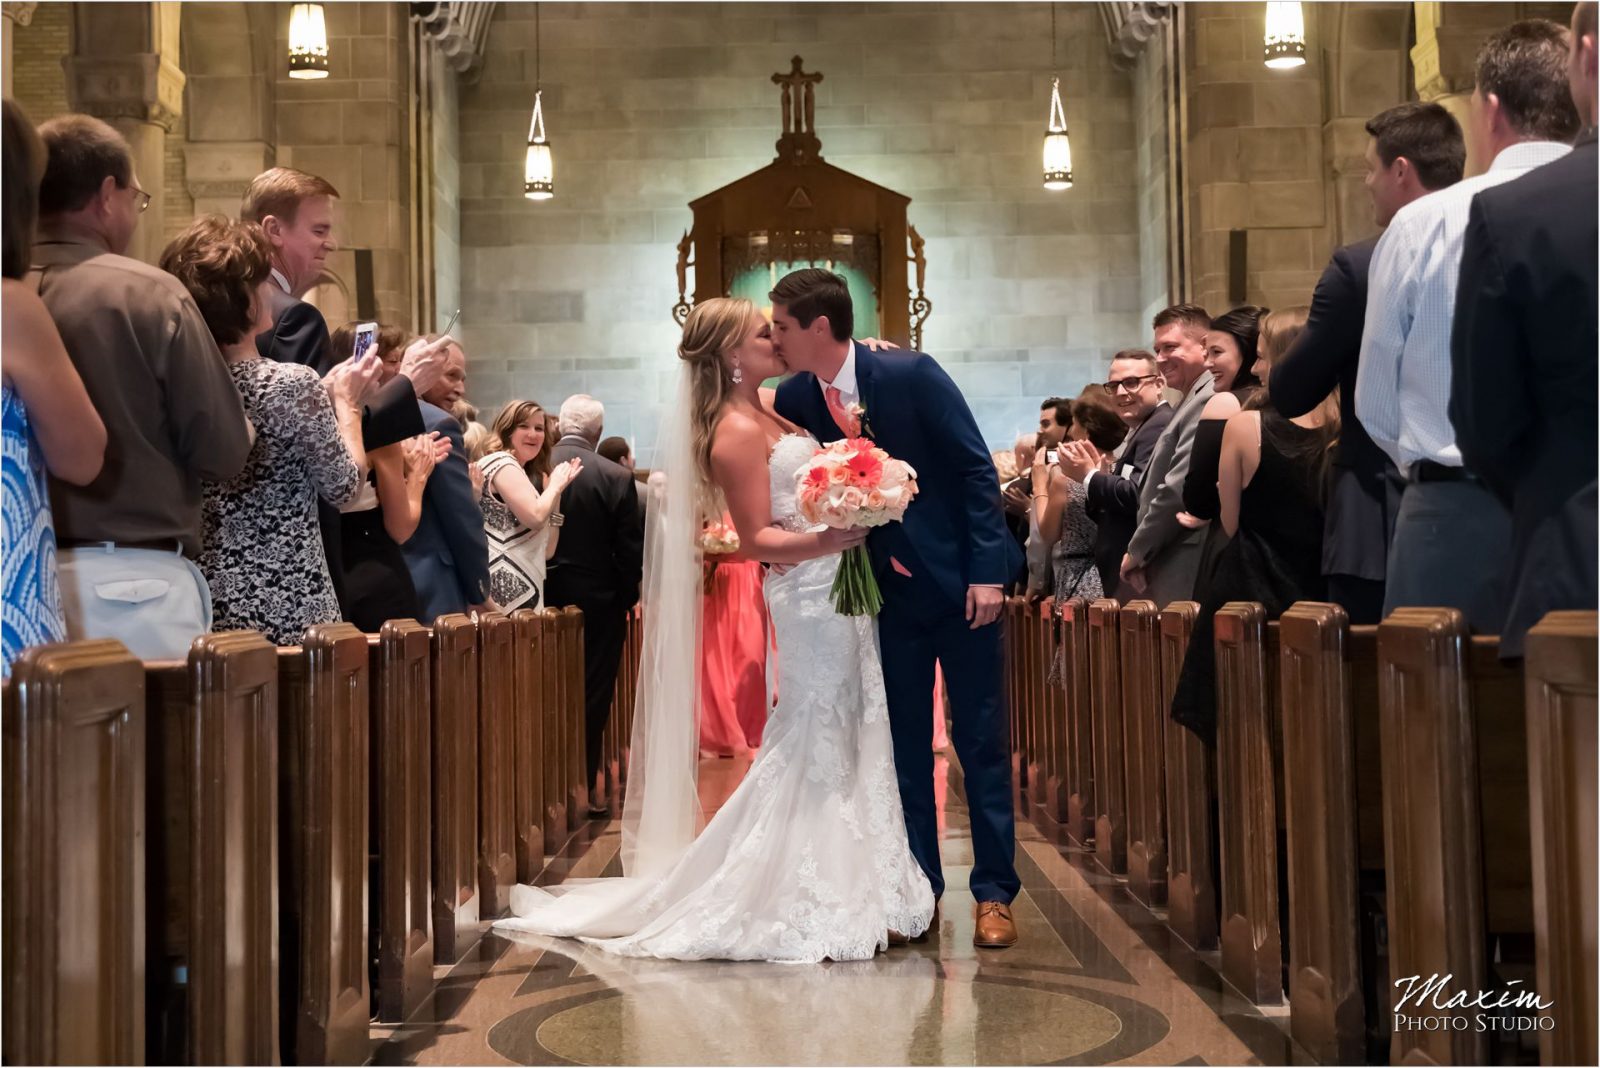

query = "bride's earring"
[731,356,743,385]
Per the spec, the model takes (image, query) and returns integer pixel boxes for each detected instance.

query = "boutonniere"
[849,401,873,439]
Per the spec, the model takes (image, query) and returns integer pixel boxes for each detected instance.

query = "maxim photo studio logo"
[1393,974,1555,1034]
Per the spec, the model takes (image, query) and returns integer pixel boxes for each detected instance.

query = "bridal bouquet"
[699,518,741,594]
[795,438,919,616]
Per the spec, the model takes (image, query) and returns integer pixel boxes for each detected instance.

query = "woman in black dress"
[1170,306,1337,743]
[328,321,448,632]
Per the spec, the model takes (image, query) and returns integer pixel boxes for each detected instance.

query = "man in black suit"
[1057,349,1174,595]
[1271,102,1465,623]
[242,167,450,617]
[544,395,645,817]
[401,341,490,621]
[1449,0,1597,657]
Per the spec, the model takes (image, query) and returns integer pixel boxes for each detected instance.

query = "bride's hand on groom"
[858,337,900,352]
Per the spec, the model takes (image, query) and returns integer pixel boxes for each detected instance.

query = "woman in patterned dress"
[1032,398,1129,686]
[1,100,106,674]
[161,215,368,645]
[476,400,582,612]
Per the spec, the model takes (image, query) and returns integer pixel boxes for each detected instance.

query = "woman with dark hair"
[476,399,581,611]
[1171,306,1338,743]
[161,215,368,644]
[327,321,446,631]
[1031,396,1129,606]
[1,99,105,673]
[1176,305,1267,595]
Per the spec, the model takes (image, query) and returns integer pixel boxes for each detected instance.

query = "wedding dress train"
[495,433,934,962]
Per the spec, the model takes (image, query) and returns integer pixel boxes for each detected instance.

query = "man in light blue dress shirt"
[1354,19,1581,631]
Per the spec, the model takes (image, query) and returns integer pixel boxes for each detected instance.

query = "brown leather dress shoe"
[973,901,1018,948]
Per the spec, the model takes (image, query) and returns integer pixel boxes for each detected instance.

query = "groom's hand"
[966,585,1003,629]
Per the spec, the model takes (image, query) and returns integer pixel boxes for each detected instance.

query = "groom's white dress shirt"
[818,343,859,409]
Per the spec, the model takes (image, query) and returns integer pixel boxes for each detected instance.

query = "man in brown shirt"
[29,115,252,659]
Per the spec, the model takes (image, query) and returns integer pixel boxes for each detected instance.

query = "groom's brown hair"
[770,268,853,341]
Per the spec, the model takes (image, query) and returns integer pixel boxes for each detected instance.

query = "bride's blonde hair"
[678,296,757,511]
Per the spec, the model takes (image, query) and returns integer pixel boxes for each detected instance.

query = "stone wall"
[430,44,462,330]
[457,1,1146,458]
[1133,16,1178,329]
[10,0,68,122]
[1182,1,1332,316]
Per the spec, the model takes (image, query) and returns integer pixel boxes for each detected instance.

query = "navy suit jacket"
[1450,134,1598,656]
[401,401,489,621]
[775,342,1021,613]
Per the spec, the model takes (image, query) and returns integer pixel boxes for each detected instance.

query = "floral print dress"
[199,357,361,645]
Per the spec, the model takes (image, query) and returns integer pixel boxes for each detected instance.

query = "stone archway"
[179,1,276,216]
[1320,2,1414,247]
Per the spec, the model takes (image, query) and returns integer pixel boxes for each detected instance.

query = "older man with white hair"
[545,394,645,817]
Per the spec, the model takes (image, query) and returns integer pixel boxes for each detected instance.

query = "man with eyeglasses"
[29,114,253,658]
[1056,350,1175,595]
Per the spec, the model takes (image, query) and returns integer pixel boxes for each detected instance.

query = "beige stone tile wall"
[10,2,69,123]
[457,1,1145,457]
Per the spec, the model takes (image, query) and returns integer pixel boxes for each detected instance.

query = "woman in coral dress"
[698,520,771,756]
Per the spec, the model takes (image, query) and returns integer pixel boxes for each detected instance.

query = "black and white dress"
[477,450,551,612]
[199,357,362,645]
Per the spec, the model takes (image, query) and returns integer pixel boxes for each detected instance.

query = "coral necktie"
[824,386,860,438]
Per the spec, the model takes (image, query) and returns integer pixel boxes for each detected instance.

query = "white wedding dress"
[496,432,934,962]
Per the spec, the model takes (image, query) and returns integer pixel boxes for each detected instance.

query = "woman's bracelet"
[549,511,565,527]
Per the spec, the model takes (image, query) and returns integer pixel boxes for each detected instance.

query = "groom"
[770,268,1024,948]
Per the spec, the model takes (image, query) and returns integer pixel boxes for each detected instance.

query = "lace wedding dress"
[496,432,934,962]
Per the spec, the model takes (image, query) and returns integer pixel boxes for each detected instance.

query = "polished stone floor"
[374,754,1301,1066]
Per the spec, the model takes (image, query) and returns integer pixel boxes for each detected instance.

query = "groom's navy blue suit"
[776,342,1023,904]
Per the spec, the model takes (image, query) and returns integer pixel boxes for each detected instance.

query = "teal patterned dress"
[2,381,65,675]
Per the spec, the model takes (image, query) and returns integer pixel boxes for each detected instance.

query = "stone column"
[64,2,184,265]
[1410,1,1528,175]
[1322,3,1412,247]
[2,2,39,97]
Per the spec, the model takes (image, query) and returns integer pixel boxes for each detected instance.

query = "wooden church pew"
[1087,598,1126,874]
[510,610,547,882]
[1120,599,1166,908]
[1025,599,1046,807]
[369,621,433,1024]
[1059,596,1095,847]
[3,640,146,1066]
[1277,603,1379,1066]
[560,606,588,828]
[1377,608,1531,1065]
[1161,602,1216,952]
[476,612,516,919]
[1041,598,1070,823]
[1033,599,1058,811]
[145,632,279,1065]
[537,608,567,852]
[1004,596,1024,787]
[1213,602,1284,1006]
[429,614,480,963]
[1523,611,1598,1065]
[276,623,370,1066]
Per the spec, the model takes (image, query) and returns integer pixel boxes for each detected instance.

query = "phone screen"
[1046,449,1059,465]
[352,322,379,361]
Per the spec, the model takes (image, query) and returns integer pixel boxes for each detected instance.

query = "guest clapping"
[161,215,368,645]
[477,400,582,612]
[1031,400,1127,604]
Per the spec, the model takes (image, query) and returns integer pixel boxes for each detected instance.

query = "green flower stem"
[831,545,883,616]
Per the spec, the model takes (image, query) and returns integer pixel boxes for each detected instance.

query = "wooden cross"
[771,55,823,135]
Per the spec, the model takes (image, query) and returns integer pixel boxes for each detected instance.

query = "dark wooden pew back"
[429,614,480,963]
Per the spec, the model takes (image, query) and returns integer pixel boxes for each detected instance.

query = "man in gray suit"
[1120,304,1214,608]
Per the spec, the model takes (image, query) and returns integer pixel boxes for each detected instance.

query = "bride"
[495,297,935,962]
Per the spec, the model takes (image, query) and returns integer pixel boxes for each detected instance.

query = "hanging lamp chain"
[535,2,542,89]
[1051,1,1057,71]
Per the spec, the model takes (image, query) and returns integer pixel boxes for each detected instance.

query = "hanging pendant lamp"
[524,4,554,200]
[287,3,330,80]
[1264,2,1307,69]
[1042,4,1072,191]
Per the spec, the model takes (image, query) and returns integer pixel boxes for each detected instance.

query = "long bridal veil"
[620,362,705,877]
[502,364,704,931]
